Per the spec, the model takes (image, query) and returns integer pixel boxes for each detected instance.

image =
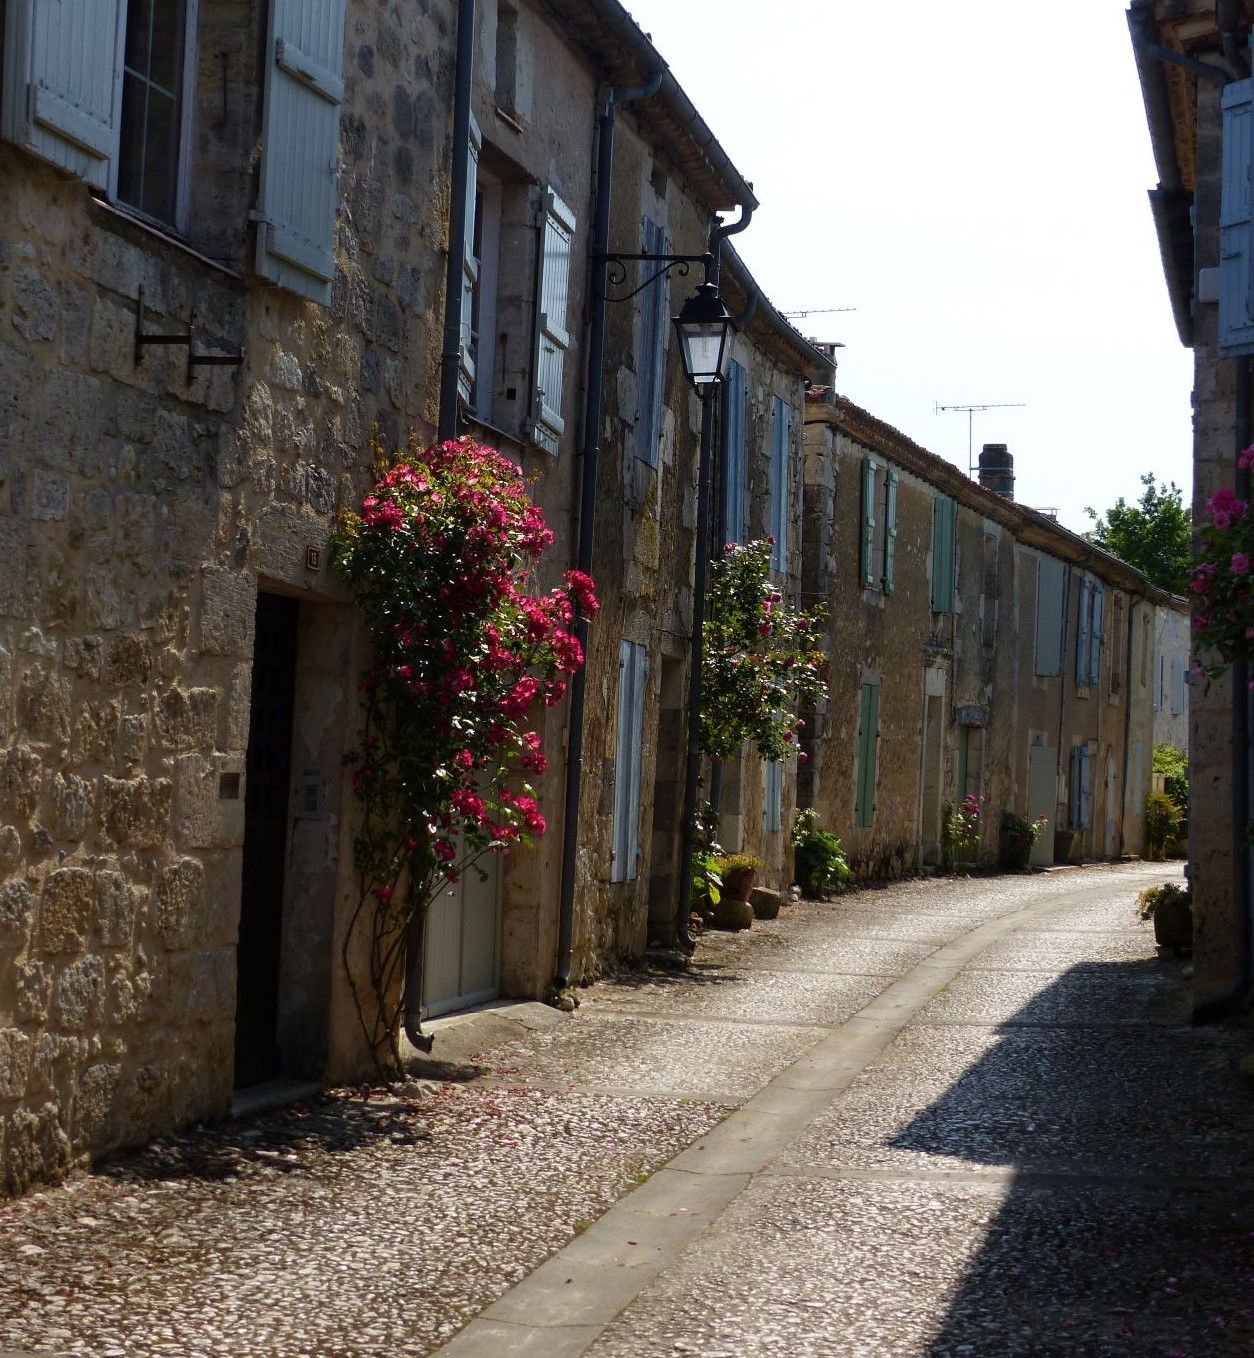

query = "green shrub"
[1153,743,1188,830]
[1144,791,1181,861]
[792,809,852,898]
[1137,881,1190,920]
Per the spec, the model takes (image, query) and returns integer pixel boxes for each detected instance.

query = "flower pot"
[712,897,754,931]
[1153,897,1193,955]
[721,866,757,902]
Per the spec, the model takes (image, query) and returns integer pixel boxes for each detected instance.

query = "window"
[860,459,898,592]
[855,681,880,828]
[458,114,484,405]
[931,496,957,613]
[860,456,878,588]
[634,217,669,466]
[763,760,783,834]
[1171,657,1186,716]
[460,167,504,422]
[957,724,984,802]
[611,640,647,883]
[721,359,748,546]
[1034,557,1066,677]
[1069,746,1093,830]
[769,396,791,571]
[1075,574,1104,687]
[531,188,576,454]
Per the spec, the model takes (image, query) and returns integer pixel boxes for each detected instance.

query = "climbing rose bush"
[331,434,597,1068]
[701,539,827,762]
[1189,451,1254,689]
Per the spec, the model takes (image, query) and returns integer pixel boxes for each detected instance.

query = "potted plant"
[1137,881,1193,955]
[712,853,761,903]
[998,810,1049,872]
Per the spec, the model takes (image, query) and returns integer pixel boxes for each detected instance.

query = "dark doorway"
[235,592,299,1088]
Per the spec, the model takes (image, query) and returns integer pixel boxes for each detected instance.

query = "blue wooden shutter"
[763,760,783,834]
[1034,557,1065,676]
[721,360,747,545]
[884,469,899,594]
[254,0,347,304]
[855,682,880,827]
[931,497,955,612]
[860,458,878,587]
[1221,75,1254,356]
[1080,748,1093,829]
[1088,581,1104,687]
[532,188,575,455]
[612,640,647,882]
[458,114,483,402]
[1075,576,1091,685]
[634,218,668,466]
[2,0,125,190]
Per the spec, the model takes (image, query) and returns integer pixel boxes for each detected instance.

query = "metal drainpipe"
[552,70,664,992]
[671,207,756,951]
[1195,356,1254,1022]
[403,0,476,1054]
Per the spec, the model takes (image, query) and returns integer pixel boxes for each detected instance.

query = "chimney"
[978,443,1015,499]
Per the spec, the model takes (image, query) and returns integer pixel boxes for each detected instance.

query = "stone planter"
[712,897,754,931]
[1153,896,1193,955]
[750,886,782,920]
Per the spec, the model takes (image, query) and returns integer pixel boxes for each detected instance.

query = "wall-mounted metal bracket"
[134,284,244,382]
[597,250,713,303]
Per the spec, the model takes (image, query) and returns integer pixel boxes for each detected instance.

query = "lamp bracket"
[597,250,713,303]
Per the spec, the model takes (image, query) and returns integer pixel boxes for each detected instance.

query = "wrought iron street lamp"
[673,279,737,393]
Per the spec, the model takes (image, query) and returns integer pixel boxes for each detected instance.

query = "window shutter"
[1221,76,1254,357]
[763,760,783,834]
[530,188,576,454]
[883,469,899,594]
[254,0,347,304]
[1088,581,1103,687]
[856,682,879,827]
[1075,576,1091,685]
[721,360,747,546]
[931,497,955,612]
[1080,748,1093,829]
[611,640,646,882]
[770,399,791,572]
[2,0,125,189]
[1034,557,1065,677]
[458,114,483,402]
[634,218,668,466]
[861,458,877,587]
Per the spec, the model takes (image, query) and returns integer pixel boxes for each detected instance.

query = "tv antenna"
[781,307,857,319]
[934,401,1026,476]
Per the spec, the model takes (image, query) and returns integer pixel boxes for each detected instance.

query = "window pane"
[141,87,178,222]
[125,0,154,73]
[117,72,147,210]
[148,0,182,90]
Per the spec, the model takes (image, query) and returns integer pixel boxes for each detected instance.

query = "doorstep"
[402,999,567,1069]
[229,1079,323,1121]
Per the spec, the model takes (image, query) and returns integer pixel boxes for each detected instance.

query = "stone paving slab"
[965,929,1157,972]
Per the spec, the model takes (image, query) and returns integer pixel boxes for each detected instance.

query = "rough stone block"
[96,870,142,947]
[14,958,52,1024]
[11,267,57,343]
[73,699,121,765]
[39,868,94,952]
[117,712,147,769]
[0,878,34,946]
[170,949,235,1025]
[0,745,42,819]
[156,686,220,753]
[0,1029,31,1100]
[52,954,105,1030]
[174,753,245,850]
[99,775,171,848]
[3,1102,72,1195]
[102,633,154,689]
[106,954,154,1026]
[74,1062,121,1144]
[156,856,205,949]
[0,823,20,872]
[51,772,94,841]
[199,566,253,657]
[18,665,71,742]
[31,469,68,521]
[63,636,103,681]
[0,518,36,619]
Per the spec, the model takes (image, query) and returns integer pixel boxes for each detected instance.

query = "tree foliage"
[1085,474,1191,595]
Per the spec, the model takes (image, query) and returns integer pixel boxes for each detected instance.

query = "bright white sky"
[624,0,1194,533]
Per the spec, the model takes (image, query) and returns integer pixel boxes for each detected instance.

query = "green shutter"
[860,458,877,586]
[856,682,880,827]
[884,469,899,594]
[931,497,956,613]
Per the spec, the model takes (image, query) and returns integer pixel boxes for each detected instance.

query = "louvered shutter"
[458,114,482,402]
[611,640,646,882]
[721,360,747,545]
[1079,748,1093,829]
[1221,75,1254,356]
[861,458,877,587]
[1076,576,1092,684]
[884,469,899,594]
[1088,581,1104,686]
[254,0,347,304]
[532,188,575,455]
[2,0,125,189]
[634,218,668,466]
[931,497,955,612]
[1034,557,1066,677]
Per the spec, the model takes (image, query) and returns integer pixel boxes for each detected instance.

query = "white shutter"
[532,188,575,455]
[1088,581,1103,687]
[1221,75,1254,356]
[2,0,125,189]
[458,114,482,402]
[254,0,347,304]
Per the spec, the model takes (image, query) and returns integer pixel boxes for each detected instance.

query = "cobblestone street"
[3,863,1253,1358]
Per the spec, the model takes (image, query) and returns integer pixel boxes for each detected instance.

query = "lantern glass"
[673,282,736,393]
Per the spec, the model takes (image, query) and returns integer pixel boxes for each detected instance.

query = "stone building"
[0,0,828,1191]
[800,396,1186,878]
[1127,0,1251,1017]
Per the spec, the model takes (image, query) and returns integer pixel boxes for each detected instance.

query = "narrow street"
[3,863,1252,1358]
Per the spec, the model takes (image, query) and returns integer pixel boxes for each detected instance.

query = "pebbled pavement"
[3,863,1250,1358]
